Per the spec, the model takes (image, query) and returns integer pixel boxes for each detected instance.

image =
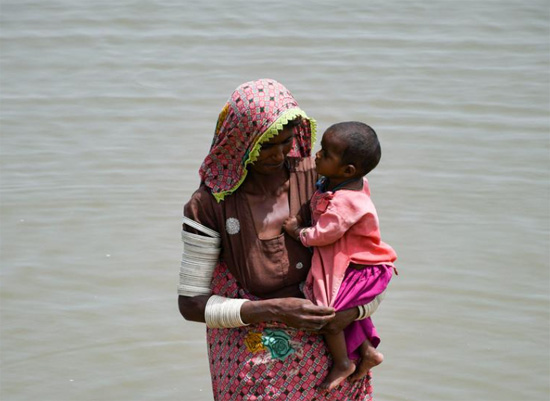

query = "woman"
[178,78,379,400]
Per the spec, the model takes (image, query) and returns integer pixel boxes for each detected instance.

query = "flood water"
[1,0,549,400]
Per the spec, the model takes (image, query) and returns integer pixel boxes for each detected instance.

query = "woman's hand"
[241,297,335,331]
[277,298,336,330]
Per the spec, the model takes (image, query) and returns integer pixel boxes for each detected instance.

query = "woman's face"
[249,126,295,175]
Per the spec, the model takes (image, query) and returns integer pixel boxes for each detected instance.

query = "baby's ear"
[343,164,356,177]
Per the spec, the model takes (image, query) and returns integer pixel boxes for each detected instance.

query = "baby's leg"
[322,331,356,391]
[349,338,384,382]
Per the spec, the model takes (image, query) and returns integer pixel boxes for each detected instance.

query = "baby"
[284,121,397,391]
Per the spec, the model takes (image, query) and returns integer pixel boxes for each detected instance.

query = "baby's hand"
[283,216,298,233]
[283,217,301,240]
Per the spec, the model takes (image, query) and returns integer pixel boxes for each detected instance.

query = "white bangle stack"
[356,304,369,321]
[205,295,251,328]
[178,217,221,297]
[355,290,387,321]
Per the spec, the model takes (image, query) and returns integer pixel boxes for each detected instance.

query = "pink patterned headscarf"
[199,78,316,202]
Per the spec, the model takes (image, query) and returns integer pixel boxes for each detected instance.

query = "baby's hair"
[330,121,381,177]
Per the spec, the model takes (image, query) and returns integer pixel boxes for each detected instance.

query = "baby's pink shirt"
[301,178,397,307]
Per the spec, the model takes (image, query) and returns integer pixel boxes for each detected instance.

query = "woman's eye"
[261,135,294,150]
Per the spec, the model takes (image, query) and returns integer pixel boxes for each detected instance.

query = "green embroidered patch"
[261,329,295,361]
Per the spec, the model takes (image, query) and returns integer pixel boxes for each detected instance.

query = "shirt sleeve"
[300,193,368,247]
[179,186,222,298]
[183,186,220,236]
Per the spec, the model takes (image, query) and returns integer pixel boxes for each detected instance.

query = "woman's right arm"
[178,295,335,331]
[178,295,210,323]
[241,297,335,330]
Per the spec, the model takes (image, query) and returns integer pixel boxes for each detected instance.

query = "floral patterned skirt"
[206,262,374,401]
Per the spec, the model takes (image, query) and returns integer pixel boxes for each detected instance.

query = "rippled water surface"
[1,1,549,400]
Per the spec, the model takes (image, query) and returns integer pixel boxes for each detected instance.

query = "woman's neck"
[242,166,290,197]
[241,165,291,239]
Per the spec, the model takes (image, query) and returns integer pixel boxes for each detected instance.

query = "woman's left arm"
[318,307,359,334]
[319,291,385,334]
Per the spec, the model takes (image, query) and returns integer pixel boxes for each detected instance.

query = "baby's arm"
[300,207,351,247]
[283,216,304,241]
[284,208,352,246]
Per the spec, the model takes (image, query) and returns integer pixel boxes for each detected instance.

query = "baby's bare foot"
[321,361,356,392]
[349,348,383,382]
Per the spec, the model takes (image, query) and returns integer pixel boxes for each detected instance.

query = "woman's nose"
[269,144,286,162]
[273,146,285,162]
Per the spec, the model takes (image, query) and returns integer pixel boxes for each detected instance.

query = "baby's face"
[314,129,347,178]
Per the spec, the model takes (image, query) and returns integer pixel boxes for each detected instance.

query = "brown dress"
[184,157,317,299]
